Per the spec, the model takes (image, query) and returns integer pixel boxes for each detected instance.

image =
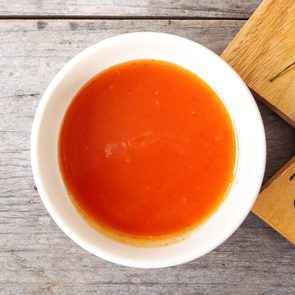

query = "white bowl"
[31,32,266,268]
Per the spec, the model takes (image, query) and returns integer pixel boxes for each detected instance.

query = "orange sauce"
[59,60,236,243]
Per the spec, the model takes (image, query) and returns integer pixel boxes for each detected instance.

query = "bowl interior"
[31,32,266,268]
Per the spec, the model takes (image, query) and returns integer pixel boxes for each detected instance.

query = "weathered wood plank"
[0,0,261,19]
[0,20,295,294]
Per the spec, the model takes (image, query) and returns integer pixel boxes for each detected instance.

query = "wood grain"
[221,0,295,245]
[222,0,295,127]
[1,19,295,294]
[0,0,261,18]
[253,156,295,244]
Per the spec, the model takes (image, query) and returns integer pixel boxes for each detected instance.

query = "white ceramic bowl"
[31,32,266,268]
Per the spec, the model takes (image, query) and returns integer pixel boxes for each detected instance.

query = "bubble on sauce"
[121,142,128,148]
[105,144,113,158]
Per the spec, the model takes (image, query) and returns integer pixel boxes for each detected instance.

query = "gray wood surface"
[0,0,261,18]
[1,9,295,295]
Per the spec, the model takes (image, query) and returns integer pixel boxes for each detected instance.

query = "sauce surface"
[59,60,236,241]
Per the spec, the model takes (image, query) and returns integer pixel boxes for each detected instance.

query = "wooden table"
[1,1,295,294]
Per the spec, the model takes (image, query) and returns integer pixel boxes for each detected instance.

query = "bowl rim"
[31,32,266,268]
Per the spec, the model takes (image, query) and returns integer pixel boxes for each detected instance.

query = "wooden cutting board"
[221,0,295,244]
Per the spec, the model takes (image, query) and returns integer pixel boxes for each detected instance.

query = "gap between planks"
[0,15,248,21]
